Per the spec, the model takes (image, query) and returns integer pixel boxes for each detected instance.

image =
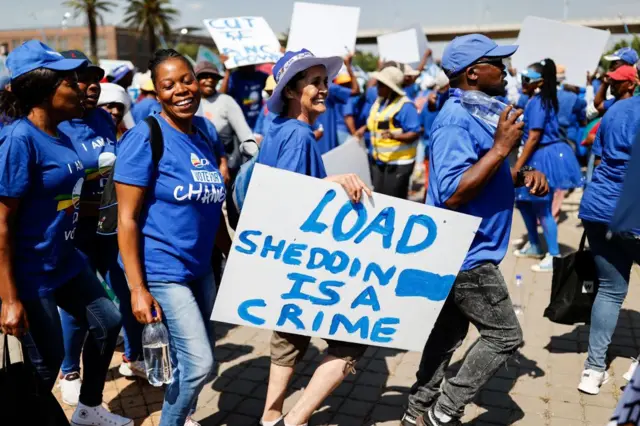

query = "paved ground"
[4,189,640,425]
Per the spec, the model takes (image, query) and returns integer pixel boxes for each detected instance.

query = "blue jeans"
[518,199,560,256]
[584,221,640,371]
[18,266,122,406]
[148,273,216,426]
[60,233,143,374]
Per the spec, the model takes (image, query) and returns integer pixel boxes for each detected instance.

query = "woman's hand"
[0,299,29,337]
[131,287,163,324]
[326,174,372,203]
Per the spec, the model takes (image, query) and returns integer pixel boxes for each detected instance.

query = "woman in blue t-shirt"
[56,51,145,405]
[513,59,582,273]
[0,41,130,426]
[577,96,640,395]
[114,49,230,426]
[257,49,371,426]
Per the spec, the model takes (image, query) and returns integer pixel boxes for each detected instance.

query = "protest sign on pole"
[377,24,429,67]
[196,45,224,71]
[202,17,282,69]
[212,165,481,352]
[287,2,360,57]
[322,137,372,189]
[511,16,610,87]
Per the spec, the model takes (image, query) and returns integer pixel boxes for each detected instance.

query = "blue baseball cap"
[442,34,518,77]
[604,47,639,65]
[7,40,87,80]
[267,49,343,114]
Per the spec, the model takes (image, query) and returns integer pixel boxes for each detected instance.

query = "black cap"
[60,50,105,80]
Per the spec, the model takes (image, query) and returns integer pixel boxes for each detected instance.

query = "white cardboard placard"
[377,24,429,67]
[286,2,360,57]
[212,164,481,352]
[511,16,610,87]
[202,17,282,69]
[321,137,373,189]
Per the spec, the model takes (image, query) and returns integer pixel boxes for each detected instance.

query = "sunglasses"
[521,75,543,84]
[473,58,506,68]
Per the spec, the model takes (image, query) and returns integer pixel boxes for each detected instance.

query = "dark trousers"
[370,160,414,199]
[407,263,523,419]
[20,267,122,407]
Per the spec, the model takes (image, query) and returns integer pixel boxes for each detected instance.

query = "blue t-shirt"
[404,84,419,101]
[254,106,277,136]
[386,101,422,132]
[603,98,616,113]
[315,84,352,155]
[557,89,586,143]
[132,98,161,124]
[257,117,327,179]
[228,70,268,129]
[113,115,226,283]
[579,96,640,234]
[427,91,515,271]
[59,108,117,204]
[336,94,361,134]
[0,119,87,299]
[523,94,562,145]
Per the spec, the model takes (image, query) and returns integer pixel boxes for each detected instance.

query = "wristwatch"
[516,166,535,186]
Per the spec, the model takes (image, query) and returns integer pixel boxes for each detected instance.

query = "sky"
[3,0,640,34]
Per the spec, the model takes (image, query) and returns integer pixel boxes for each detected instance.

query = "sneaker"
[624,358,639,382]
[71,403,133,425]
[578,369,610,395]
[402,412,418,426]
[59,372,82,406]
[510,236,527,247]
[118,356,146,379]
[531,254,554,273]
[417,408,462,426]
[185,418,201,426]
[513,242,544,259]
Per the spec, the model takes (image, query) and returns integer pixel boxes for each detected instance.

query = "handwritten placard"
[203,17,282,69]
[212,165,481,351]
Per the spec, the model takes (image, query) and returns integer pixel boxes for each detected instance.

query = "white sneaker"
[531,254,555,273]
[624,358,639,382]
[59,372,82,406]
[118,357,147,379]
[71,403,133,425]
[185,418,201,426]
[578,369,610,395]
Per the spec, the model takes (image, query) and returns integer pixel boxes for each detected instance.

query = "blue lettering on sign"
[224,30,250,41]
[209,17,256,30]
[312,312,324,332]
[281,273,343,306]
[395,269,456,301]
[363,263,396,286]
[333,202,368,241]
[354,207,395,249]
[396,214,438,254]
[276,304,305,330]
[237,299,266,325]
[351,286,381,311]
[349,257,362,277]
[300,189,336,234]
[260,236,285,260]
[329,314,369,339]
[371,318,400,343]
[283,243,308,266]
[235,230,262,254]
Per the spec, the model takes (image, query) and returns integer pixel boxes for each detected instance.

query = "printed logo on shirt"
[191,170,223,184]
[173,183,226,205]
[55,177,84,241]
[190,153,210,168]
[243,90,260,106]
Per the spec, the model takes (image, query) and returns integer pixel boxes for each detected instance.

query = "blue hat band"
[275,51,315,84]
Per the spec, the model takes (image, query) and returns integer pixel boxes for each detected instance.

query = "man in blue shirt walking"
[402,34,549,426]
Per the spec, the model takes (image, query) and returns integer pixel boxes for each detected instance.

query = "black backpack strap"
[144,115,164,167]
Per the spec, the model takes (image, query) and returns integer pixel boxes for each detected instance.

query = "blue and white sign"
[203,17,282,69]
[212,165,481,351]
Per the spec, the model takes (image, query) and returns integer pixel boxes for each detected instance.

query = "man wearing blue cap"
[401,34,548,426]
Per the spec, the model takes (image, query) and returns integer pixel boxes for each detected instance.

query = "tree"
[124,0,179,55]
[600,35,640,71]
[353,51,379,72]
[63,0,117,63]
[174,42,198,60]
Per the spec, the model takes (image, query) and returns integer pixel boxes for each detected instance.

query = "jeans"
[407,263,523,419]
[19,266,122,407]
[60,233,143,374]
[518,199,560,256]
[584,221,640,371]
[370,160,415,199]
[148,273,216,426]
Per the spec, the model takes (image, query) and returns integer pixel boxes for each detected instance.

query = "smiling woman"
[113,48,232,426]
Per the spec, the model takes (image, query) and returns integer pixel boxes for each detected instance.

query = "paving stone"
[584,405,616,424]
[329,414,362,425]
[221,413,257,425]
[235,397,265,418]
[548,401,583,420]
[370,403,405,424]
[350,385,382,402]
[479,390,515,409]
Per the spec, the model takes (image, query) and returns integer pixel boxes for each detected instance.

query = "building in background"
[0,25,216,70]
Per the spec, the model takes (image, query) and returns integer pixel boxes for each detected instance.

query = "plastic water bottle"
[513,274,524,315]
[142,322,173,387]
[460,90,523,129]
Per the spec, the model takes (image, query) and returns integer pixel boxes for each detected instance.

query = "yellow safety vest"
[367,96,417,165]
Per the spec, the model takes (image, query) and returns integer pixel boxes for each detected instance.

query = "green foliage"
[174,43,198,59]
[353,50,379,72]
[63,0,116,62]
[600,35,640,71]
[123,0,180,54]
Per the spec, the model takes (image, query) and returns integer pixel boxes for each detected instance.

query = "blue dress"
[517,94,583,202]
